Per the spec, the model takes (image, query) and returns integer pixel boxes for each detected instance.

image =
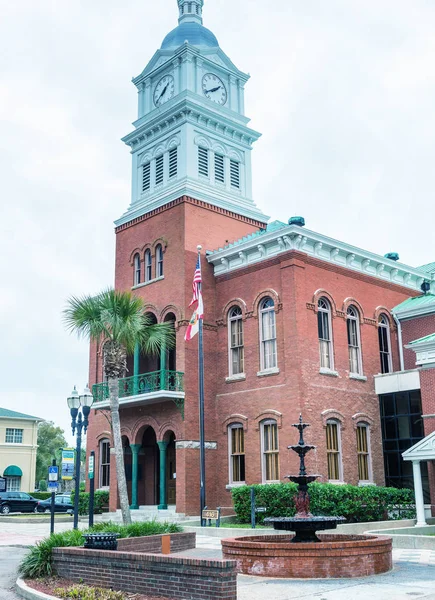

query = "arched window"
[326,420,342,481]
[133,254,141,286]
[99,439,110,488]
[259,297,277,371]
[228,306,244,376]
[261,419,279,482]
[347,306,362,375]
[318,298,333,369]
[228,423,245,484]
[356,423,371,482]
[145,249,152,282]
[378,314,392,374]
[156,244,164,278]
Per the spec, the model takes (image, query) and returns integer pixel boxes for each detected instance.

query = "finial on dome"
[178,0,204,25]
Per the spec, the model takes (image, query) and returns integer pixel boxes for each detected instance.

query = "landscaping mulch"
[24,578,176,600]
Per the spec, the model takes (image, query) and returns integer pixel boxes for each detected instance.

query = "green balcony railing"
[92,370,184,404]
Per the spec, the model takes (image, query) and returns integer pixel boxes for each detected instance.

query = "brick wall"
[117,532,195,553]
[401,314,435,370]
[53,547,237,600]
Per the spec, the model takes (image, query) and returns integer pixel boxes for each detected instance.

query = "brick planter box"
[221,534,392,578]
[117,532,196,553]
[53,547,237,600]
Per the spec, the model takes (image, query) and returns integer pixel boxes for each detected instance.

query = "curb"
[16,578,56,600]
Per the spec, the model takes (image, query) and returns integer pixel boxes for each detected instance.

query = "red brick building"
[86,1,435,517]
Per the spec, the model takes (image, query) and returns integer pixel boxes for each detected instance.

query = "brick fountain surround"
[222,415,393,578]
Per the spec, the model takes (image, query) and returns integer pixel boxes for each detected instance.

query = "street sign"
[88,454,94,480]
[48,481,58,490]
[48,466,59,482]
[61,449,75,481]
[0,477,6,493]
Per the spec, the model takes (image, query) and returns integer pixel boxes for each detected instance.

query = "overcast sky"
[1,0,434,448]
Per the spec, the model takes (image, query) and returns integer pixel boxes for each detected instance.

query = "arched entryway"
[139,426,159,506]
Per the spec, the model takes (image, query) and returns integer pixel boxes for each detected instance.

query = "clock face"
[154,75,175,107]
[202,73,227,106]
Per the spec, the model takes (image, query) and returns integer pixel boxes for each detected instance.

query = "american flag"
[189,255,202,307]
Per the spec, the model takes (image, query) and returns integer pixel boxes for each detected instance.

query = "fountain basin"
[264,516,346,543]
[221,534,392,578]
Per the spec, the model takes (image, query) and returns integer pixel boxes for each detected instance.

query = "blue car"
[36,494,73,514]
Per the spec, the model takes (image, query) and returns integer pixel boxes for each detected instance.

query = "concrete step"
[100,506,190,524]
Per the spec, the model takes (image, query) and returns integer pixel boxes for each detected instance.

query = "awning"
[3,465,23,477]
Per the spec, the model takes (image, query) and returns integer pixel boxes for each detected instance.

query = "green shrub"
[19,520,182,579]
[69,491,109,515]
[31,492,52,500]
[38,480,48,492]
[232,483,416,524]
[55,584,125,600]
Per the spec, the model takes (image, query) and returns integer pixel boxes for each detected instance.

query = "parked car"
[0,492,39,514]
[36,495,74,514]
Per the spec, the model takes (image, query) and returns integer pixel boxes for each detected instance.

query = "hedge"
[31,492,52,500]
[232,483,416,524]
[69,490,109,515]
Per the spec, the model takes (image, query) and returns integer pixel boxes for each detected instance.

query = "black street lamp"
[67,385,94,530]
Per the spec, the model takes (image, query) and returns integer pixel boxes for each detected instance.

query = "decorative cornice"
[115,195,267,233]
[208,224,426,292]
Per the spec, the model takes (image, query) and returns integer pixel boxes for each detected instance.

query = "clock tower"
[116,0,267,227]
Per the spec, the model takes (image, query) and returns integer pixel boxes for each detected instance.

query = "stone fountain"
[264,414,345,542]
[221,415,393,578]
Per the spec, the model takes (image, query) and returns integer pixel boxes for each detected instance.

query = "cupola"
[178,0,204,24]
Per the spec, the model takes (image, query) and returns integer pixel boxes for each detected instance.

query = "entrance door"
[166,433,176,505]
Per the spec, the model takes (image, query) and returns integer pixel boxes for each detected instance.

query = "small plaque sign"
[202,509,219,520]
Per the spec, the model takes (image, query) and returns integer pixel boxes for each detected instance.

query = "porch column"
[130,444,141,510]
[160,341,167,391]
[133,343,140,394]
[412,460,427,526]
[157,441,168,509]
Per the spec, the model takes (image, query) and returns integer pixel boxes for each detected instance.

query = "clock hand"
[205,85,222,94]
[158,83,169,100]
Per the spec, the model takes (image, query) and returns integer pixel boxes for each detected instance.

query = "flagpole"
[197,245,206,526]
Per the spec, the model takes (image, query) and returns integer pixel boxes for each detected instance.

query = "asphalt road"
[0,547,27,600]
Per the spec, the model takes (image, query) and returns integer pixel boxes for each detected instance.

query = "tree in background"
[35,422,68,485]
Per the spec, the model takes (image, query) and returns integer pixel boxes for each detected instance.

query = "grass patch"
[219,522,269,529]
[19,520,182,579]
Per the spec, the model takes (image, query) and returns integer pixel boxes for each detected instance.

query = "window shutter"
[198,147,209,177]
[230,159,240,188]
[142,163,151,192]
[215,153,225,183]
[155,155,164,185]
[169,147,178,178]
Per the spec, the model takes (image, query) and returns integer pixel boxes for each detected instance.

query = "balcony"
[92,370,185,417]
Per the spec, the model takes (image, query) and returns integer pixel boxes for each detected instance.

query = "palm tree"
[64,289,174,525]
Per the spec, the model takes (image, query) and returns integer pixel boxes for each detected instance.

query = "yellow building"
[0,408,43,492]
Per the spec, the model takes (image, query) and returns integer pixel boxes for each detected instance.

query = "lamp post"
[67,385,94,530]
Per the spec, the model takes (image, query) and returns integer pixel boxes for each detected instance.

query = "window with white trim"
[228,424,245,484]
[228,306,244,376]
[99,439,111,488]
[347,306,362,375]
[326,420,342,481]
[378,314,392,374]
[261,420,279,482]
[356,423,371,482]
[169,147,178,179]
[134,254,141,286]
[259,297,277,371]
[5,428,23,444]
[155,155,164,186]
[6,477,21,492]
[215,153,225,183]
[145,249,152,282]
[142,162,151,192]
[156,244,163,278]
[318,298,333,369]
[230,159,240,189]
[198,147,209,177]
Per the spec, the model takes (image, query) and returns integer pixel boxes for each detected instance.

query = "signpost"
[61,449,75,480]
[88,451,95,528]
[48,460,58,534]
